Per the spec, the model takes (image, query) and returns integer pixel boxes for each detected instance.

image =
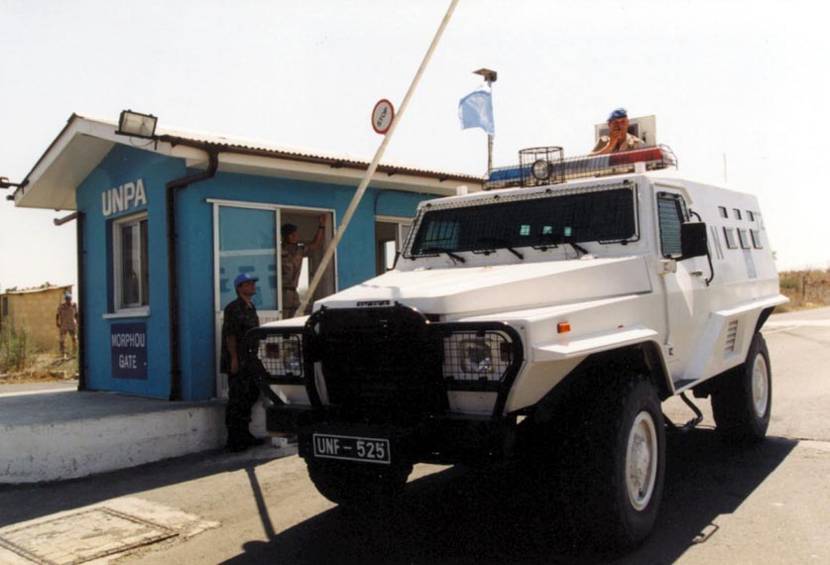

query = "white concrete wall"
[0,405,226,484]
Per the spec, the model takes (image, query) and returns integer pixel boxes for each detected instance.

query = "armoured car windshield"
[408,186,636,257]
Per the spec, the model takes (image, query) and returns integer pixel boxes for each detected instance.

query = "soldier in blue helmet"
[592,107,645,154]
[221,272,264,451]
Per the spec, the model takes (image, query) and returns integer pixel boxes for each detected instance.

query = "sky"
[1,0,827,293]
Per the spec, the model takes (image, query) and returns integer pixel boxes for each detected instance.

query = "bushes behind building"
[0,324,30,373]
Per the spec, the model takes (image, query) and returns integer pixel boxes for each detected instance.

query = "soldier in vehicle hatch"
[281,215,328,318]
[591,107,645,154]
[221,273,263,452]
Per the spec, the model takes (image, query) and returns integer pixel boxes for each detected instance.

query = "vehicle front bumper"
[267,404,517,465]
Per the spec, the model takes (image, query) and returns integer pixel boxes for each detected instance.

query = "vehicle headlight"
[531,159,551,180]
[459,338,493,374]
[442,330,516,387]
[257,333,304,379]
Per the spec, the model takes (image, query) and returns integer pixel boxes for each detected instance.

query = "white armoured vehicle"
[249,144,786,546]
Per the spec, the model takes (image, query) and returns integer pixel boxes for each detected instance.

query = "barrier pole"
[296,0,461,316]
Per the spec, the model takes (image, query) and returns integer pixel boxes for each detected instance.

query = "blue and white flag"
[458,89,495,136]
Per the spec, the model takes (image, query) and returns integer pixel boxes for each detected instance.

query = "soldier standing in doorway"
[56,291,78,359]
[281,214,328,318]
[221,273,263,452]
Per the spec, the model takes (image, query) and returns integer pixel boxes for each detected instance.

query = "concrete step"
[0,390,229,484]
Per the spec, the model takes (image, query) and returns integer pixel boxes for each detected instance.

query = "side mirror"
[681,222,708,259]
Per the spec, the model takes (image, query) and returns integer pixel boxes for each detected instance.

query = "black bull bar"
[242,305,524,459]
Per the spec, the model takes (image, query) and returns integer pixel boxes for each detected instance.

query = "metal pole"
[474,69,497,177]
[296,0,461,316]
[487,134,493,175]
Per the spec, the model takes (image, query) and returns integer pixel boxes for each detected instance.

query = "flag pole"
[295,0,461,317]
[487,133,493,174]
[473,68,498,176]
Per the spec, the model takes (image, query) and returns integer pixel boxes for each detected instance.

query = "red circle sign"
[372,99,395,134]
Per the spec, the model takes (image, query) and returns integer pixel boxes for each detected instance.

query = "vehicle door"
[654,188,710,386]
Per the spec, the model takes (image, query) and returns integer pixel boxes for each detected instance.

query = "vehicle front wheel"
[712,331,771,444]
[306,459,412,509]
[580,375,666,548]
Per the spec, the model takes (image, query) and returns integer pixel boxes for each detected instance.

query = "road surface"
[0,309,828,564]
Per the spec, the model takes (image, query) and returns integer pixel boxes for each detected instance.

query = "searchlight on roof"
[116,110,158,139]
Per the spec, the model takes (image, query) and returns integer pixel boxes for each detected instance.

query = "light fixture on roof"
[116,110,158,139]
[0,176,25,189]
[473,68,497,86]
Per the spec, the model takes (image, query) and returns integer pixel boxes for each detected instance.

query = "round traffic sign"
[372,99,395,134]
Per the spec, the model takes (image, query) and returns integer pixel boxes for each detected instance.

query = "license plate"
[312,433,391,464]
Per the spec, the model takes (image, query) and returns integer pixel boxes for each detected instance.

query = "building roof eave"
[14,115,484,210]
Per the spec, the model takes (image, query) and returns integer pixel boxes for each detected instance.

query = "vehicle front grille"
[308,305,447,417]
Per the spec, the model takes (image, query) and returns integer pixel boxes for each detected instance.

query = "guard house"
[11,113,482,401]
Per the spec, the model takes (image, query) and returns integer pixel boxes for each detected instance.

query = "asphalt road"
[1,308,828,564]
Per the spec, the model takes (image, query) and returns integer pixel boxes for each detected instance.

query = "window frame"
[749,229,763,249]
[737,228,751,249]
[405,183,640,259]
[112,212,150,314]
[723,226,738,249]
[376,215,414,274]
[656,192,688,258]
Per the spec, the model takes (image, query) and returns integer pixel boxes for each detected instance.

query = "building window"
[733,208,742,220]
[718,206,728,219]
[657,193,686,257]
[747,210,755,222]
[750,229,763,249]
[723,227,738,249]
[375,216,413,275]
[113,213,149,311]
[1,296,7,317]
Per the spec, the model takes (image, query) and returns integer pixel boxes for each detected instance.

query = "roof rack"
[486,144,677,190]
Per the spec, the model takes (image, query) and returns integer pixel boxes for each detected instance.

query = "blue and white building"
[12,113,481,401]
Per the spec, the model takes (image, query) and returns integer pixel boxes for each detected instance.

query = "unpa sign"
[102,178,147,217]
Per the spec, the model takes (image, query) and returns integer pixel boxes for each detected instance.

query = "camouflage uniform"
[281,242,307,318]
[592,132,644,153]
[56,302,78,356]
[221,297,260,445]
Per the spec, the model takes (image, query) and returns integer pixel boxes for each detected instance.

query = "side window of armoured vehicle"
[656,193,687,257]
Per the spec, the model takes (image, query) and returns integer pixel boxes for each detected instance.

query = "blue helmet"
[607,107,628,122]
[234,273,259,288]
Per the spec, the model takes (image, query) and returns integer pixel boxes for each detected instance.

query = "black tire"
[578,375,666,548]
[307,459,412,509]
[712,332,771,444]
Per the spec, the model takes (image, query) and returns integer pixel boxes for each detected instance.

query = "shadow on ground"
[0,447,283,527]
[225,430,797,565]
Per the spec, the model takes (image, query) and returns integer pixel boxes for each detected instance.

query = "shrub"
[0,324,30,373]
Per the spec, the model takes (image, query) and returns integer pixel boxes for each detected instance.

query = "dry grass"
[777,269,830,312]
[0,352,78,383]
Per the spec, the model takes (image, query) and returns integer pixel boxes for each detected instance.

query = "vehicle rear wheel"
[306,459,412,509]
[578,374,666,548]
[712,331,771,444]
